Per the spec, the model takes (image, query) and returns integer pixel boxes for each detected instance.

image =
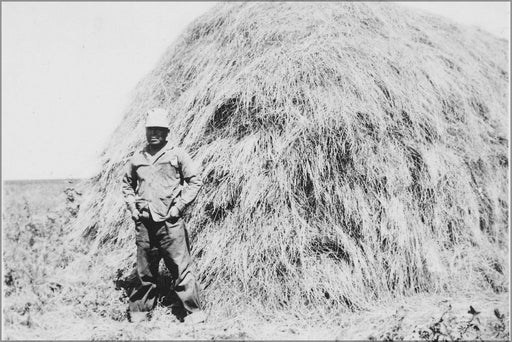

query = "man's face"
[146,127,169,146]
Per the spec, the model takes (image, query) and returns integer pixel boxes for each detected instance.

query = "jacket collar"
[141,141,175,164]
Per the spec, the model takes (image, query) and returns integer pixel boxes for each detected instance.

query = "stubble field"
[2,180,509,340]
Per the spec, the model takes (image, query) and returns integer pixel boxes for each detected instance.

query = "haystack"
[74,2,509,312]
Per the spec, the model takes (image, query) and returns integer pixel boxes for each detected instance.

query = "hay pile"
[74,2,509,312]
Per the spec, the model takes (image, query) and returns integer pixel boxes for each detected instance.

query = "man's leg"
[158,217,202,315]
[128,218,161,314]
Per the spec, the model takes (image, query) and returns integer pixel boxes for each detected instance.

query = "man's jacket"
[121,142,203,222]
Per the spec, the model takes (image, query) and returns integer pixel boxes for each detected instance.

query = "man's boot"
[129,311,149,323]
[184,310,206,324]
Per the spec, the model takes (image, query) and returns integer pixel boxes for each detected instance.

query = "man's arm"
[121,159,140,220]
[173,149,203,215]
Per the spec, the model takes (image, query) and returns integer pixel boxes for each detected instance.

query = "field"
[2,179,509,340]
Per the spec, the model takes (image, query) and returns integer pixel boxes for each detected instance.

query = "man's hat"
[145,108,169,129]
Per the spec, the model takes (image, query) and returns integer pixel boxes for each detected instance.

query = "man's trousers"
[128,215,202,314]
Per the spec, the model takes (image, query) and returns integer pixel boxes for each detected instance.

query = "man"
[121,107,205,324]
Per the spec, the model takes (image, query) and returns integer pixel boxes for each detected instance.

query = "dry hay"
[73,2,509,313]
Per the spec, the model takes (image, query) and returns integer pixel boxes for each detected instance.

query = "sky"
[2,2,510,180]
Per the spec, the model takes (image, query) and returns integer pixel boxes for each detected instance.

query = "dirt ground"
[2,180,509,340]
[4,290,509,340]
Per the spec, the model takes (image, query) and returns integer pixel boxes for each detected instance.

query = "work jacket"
[121,142,203,222]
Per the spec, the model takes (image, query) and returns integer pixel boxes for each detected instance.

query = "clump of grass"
[414,304,510,341]
[490,308,509,340]
[3,182,82,334]
[74,2,509,313]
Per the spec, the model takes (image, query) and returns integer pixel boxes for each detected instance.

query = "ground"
[2,180,509,340]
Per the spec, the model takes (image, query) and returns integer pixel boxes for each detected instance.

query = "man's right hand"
[131,210,141,222]
[168,206,180,219]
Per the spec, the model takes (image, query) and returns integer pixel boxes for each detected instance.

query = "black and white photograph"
[2,1,510,340]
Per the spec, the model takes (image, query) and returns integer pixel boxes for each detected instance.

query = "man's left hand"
[169,206,180,218]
